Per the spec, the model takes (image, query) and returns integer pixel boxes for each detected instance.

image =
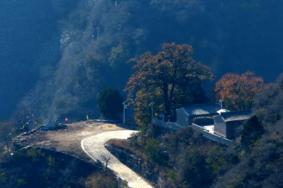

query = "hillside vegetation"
[107,74,283,188]
[107,43,283,187]
[15,0,283,125]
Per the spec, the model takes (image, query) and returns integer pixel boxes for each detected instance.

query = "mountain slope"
[5,0,283,123]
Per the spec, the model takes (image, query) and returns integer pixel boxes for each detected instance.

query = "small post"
[219,99,223,109]
[123,101,128,125]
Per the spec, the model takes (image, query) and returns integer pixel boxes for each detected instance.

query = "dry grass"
[18,122,123,161]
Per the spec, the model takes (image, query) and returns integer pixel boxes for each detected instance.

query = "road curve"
[81,130,153,188]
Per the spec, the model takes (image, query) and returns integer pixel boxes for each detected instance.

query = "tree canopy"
[126,43,213,126]
[215,72,265,110]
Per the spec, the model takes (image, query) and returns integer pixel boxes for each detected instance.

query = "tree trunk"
[163,83,170,121]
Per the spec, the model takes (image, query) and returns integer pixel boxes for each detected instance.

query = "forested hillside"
[13,0,283,125]
[0,0,79,120]
[108,55,283,187]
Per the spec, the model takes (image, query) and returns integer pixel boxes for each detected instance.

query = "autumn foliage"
[215,72,265,110]
[126,43,213,126]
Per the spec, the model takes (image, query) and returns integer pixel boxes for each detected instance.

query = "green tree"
[241,116,264,147]
[145,138,161,162]
[126,43,213,126]
[97,89,123,120]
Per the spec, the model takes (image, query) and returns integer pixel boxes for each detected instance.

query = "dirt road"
[17,122,152,187]
[81,130,153,188]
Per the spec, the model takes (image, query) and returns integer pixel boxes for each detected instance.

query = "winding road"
[81,130,153,188]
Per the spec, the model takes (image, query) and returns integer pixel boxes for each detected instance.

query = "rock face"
[106,144,159,186]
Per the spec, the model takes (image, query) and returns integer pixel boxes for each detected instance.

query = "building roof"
[182,104,221,116]
[221,111,252,122]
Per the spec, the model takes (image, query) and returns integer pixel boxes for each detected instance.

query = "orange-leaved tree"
[125,43,213,127]
[215,71,265,111]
